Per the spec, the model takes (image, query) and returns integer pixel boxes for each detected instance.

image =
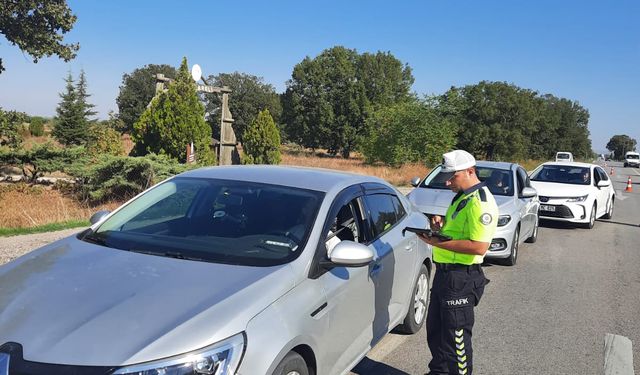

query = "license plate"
[540,205,556,212]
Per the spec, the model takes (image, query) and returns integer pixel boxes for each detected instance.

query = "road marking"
[604,333,634,375]
[616,191,628,201]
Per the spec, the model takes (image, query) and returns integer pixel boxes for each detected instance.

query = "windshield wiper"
[82,232,107,246]
[128,248,207,262]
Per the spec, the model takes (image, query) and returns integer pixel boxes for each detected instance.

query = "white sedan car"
[529,162,615,229]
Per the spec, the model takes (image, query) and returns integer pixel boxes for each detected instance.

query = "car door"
[594,167,611,217]
[361,186,416,344]
[516,167,536,238]
[309,185,377,374]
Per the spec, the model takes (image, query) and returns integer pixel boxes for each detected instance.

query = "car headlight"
[566,195,588,202]
[497,215,511,227]
[114,333,245,375]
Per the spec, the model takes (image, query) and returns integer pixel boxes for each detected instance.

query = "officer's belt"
[435,263,481,271]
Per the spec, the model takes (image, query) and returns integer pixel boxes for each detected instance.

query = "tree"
[0,0,79,74]
[357,51,415,108]
[0,107,27,148]
[29,116,45,136]
[52,71,87,145]
[360,99,457,166]
[76,69,97,121]
[242,109,281,165]
[282,46,415,158]
[204,72,281,144]
[116,64,177,134]
[282,46,369,158]
[132,57,215,164]
[606,135,637,160]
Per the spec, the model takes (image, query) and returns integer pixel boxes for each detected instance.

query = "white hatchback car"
[530,162,615,229]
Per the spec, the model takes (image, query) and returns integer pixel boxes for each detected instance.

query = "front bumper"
[538,201,588,223]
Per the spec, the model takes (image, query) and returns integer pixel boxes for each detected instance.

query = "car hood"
[408,188,513,216]
[530,181,591,197]
[0,236,295,366]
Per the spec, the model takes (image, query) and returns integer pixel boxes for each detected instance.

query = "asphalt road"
[352,161,640,375]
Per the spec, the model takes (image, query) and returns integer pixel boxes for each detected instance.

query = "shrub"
[242,109,281,165]
[30,117,45,136]
[68,153,195,203]
[86,124,125,156]
[360,100,457,167]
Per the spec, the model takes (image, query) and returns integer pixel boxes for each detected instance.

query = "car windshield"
[419,165,514,196]
[627,154,639,160]
[83,177,324,266]
[530,165,591,185]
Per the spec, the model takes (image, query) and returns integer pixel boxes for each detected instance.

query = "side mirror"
[327,241,374,267]
[89,210,111,225]
[410,177,421,187]
[597,180,611,188]
[520,187,537,199]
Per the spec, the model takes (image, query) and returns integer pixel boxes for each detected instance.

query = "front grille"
[539,205,574,218]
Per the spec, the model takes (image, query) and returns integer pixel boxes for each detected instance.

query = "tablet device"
[402,227,452,241]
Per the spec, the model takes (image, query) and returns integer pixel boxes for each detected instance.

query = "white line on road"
[604,333,635,375]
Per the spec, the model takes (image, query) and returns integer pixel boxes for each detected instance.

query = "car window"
[476,166,514,196]
[530,165,591,185]
[391,195,407,220]
[363,193,400,238]
[517,167,530,194]
[87,177,325,267]
[325,199,364,253]
[595,167,608,182]
[419,165,449,189]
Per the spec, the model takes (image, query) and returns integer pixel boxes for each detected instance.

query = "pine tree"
[242,109,281,164]
[132,57,215,164]
[53,71,86,145]
[76,69,97,120]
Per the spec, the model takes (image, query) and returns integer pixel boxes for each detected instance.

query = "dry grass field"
[0,185,120,229]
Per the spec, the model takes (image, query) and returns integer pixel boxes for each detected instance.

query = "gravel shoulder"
[0,227,86,265]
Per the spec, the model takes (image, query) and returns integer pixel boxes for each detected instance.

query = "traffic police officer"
[418,150,498,375]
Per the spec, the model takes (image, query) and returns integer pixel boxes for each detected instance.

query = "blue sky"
[1,0,638,152]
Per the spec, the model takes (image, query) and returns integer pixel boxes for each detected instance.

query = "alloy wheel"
[413,273,429,324]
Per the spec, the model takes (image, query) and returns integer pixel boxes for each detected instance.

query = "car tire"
[583,204,596,229]
[602,197,614,219]
[398,263,430,334]
[502,226,519,266]
[272,351,309,375]
[525,216,539,244]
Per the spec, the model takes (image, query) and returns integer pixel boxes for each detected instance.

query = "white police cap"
[440,150,476,173]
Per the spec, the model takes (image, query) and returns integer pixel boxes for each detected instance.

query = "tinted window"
[419,165,449,189]
[364,194,399,237]
[531,165,591,185]
[517,167,529,194]
[596,167,608,182]
[392,195,407,220]
[86,177,324,266]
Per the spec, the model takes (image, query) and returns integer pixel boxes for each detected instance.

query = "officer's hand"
[430,215,443,232]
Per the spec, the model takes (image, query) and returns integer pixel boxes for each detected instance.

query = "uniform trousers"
[426,263,489,375]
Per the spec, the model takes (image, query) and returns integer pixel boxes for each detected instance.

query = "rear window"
[556,153,571,159]
[84,177,325,266]
[531,165,591,185]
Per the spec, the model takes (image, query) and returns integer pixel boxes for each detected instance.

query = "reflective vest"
[433,184,499,265]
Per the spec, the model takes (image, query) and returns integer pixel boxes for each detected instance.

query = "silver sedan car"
[0,165,431,375]
[407,161,540,266]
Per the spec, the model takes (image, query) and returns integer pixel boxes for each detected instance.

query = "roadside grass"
[0,220,89,237]
[0,184,120,235]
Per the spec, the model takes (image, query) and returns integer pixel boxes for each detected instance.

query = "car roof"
[176,165,387,192]
[475,160,516,171]
[539,161,594,168]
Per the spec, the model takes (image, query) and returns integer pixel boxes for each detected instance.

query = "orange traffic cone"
[610,167,614,176]
[625,176,633,192]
